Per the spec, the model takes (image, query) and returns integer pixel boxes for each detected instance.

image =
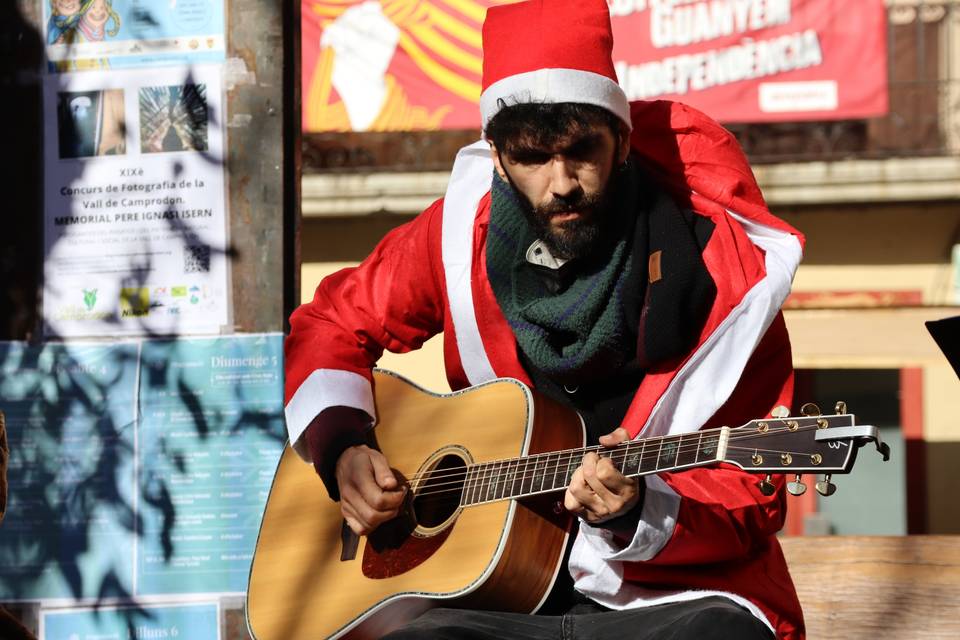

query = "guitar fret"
[558,453,567,490]
[700,431,720,461]
[549,452,561,491]
[548,454,556,490]
[520,457,530,495]
[652,437,666,471]
[540,454,550,492]
[564,453,577,489]
[622,442,641,476]
[516,459,526,496]
[460,465,476,507]
[503,460,515,499]
[504,459,517,498]
[638,438,656,474]
[533,455,544,493]
[499,460,510,500]
[481,462,493,503]
[659,436,680,470]
[470,463,480,504]
[490,461,502,501]
[675,433,699,468]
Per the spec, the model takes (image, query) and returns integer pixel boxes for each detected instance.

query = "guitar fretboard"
[460,428,728,506]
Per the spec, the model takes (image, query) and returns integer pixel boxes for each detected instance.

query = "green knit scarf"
[486,164,646,386]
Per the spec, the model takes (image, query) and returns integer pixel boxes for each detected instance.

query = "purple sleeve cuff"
[303,406,374,501]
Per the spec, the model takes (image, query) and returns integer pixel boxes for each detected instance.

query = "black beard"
[523,185,614,261]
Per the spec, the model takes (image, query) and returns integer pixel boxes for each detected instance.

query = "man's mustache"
[536,192,604,216]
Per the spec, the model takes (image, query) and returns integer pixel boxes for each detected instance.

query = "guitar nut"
[811,453,822,465]
[781,453,792,465]
[787,420,799,431]
[817,419,828,429]
[751,454,763,465]
[757,422,768,433]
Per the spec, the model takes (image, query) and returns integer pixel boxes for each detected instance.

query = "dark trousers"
[382,596,774,640]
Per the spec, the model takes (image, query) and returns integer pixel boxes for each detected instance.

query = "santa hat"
[480,0,631,131]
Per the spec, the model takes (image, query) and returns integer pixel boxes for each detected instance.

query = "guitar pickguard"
[362,521,454,579]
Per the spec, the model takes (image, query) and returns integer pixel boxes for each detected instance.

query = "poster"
[301,0,889,131]
[40,602,220,640]
[0,341,139,601]
[44,0,226,70]
[137,335,286,595]
[0,334,285,603]
[42,64,229,338]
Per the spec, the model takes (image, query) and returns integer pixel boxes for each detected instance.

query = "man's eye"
[511,153,550,165]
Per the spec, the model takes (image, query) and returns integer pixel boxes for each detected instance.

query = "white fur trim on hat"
[480,68,631,131]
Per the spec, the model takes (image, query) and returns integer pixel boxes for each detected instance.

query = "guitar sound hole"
[413,453,466,530]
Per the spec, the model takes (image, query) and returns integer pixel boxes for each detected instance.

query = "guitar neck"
[460,427,731,506]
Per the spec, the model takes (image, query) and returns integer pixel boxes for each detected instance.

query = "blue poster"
[41,602,219,640]
[0,334,286,603]
[137,334,286,595]
[0,341,139,601]
[44,0,226,70]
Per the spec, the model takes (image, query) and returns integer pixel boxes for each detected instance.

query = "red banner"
[610,0,888,122]
[302,0,888,132]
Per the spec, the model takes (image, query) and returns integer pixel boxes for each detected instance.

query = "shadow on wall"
[0,3,281,638]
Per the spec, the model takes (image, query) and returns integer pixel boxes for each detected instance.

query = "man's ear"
[489,143,509,181]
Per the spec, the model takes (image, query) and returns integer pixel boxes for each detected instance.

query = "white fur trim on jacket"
[284,369,376,461]
[442,140,498,385]
[480,68,632,131]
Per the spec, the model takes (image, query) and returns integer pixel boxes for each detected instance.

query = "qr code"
[184,245,211,273]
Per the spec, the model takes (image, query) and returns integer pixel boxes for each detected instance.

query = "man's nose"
[548,156,580,199]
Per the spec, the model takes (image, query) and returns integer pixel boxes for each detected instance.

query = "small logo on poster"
[120,287,151,318]
[82,288,97,311]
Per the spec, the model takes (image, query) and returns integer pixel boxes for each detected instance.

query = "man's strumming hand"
[335,445,406,536]
[563,427,641,524]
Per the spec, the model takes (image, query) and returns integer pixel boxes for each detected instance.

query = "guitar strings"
[400,421,838,487]
[402,425,836,486]
[409,442,825,502]
[403,423,847,501]
[409,441,823,504]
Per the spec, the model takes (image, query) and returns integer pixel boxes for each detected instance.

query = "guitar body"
[247,371,586,639]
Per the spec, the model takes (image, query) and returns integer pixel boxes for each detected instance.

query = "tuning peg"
[758,475,776,496]
[834,401,847,415]
[800,403,821,417]
[771,405,790,418]
[815,475,837,496]
[787,475,807,496]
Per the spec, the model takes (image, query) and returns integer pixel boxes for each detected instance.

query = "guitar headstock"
[721,402,890,497]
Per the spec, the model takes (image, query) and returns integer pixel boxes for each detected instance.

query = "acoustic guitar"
[246,370,888,639]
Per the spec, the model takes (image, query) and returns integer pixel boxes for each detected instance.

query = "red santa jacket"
[284,101,806,639]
